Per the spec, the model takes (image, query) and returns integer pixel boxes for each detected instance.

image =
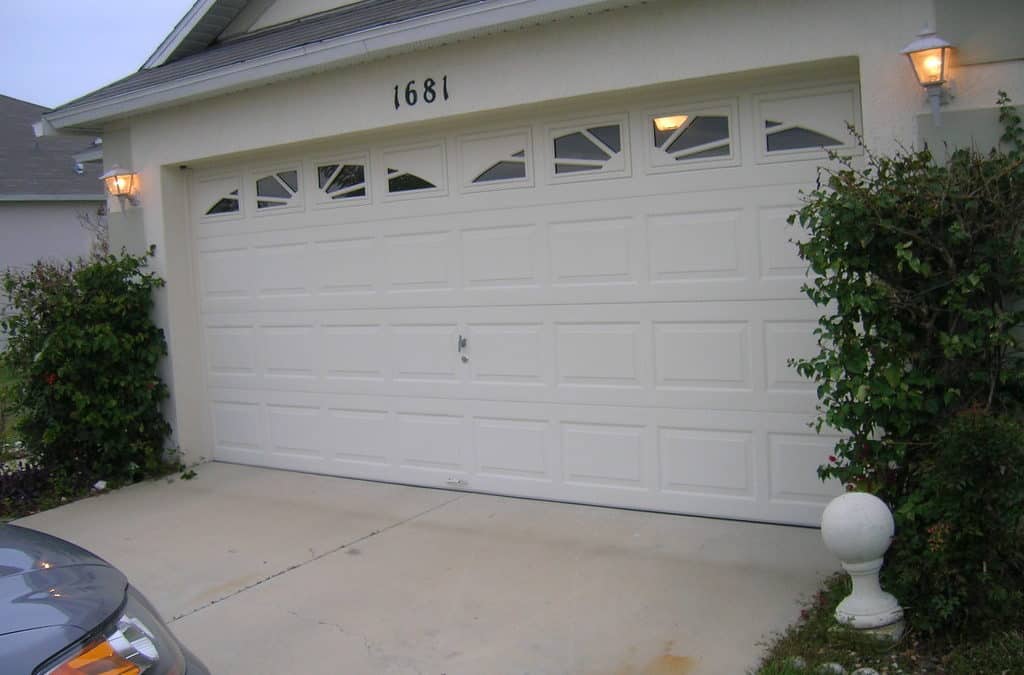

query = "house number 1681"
[393,76,449,110]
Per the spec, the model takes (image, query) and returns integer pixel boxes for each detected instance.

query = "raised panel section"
[550,218,634,285]
[322,324,385,380]
[658,428,753,497]
[557,323,641,387]
[200,248,250,299]
[563,423,645,489]
[326,408,390,466]
[397,413,464,471]
[385,231,453,290]
[314,238,376,294]
[392,324,458,381]
[468,323,544,384]
[654,322,750,390]
[211,401,263,452]
[759,206,807,279]
[473,418,549,479]
[764,321,817,391]
[768,433,843,504]
[253,244,308,296]
[648,210,743,281]
[206,326,256,375]
[267,405,321,457]
[261,325,316,378]
[463,225,538,287]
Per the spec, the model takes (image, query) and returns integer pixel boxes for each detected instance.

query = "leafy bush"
[0,248,172,485]
[887,409,1024,635]
[791,93,1024,635]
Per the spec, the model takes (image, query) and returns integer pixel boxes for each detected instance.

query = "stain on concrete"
[611,642,696,675]
[639,654,696,675]
[345,547,362,555]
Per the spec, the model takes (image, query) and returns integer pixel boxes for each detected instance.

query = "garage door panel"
[384,230,458,292]
[201,299,818,412]
[466,322,547,386]
[647,208,747,282]
[396,412,467,474]
[196,83,857,524]
[312,236,379,295]
[549,217,642,287]
[472,416,552,481]
[206,386,836,525]
[196,187,809,317]
[462,224,544,289]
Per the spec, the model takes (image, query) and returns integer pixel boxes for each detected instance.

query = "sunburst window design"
[473,149,527,183]
[652,115,730,161]
[255,170,299,209]
[317,163,366,200]
[764,120,843,152]
[206,189,240,215]
[553,124,623,175]
[387,168,436,193]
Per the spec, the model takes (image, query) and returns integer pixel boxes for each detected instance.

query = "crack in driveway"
[170,493,465,623]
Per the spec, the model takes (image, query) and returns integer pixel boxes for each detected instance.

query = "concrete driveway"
[16,463,838,674]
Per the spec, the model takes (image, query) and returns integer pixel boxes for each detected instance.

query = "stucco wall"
[108,0,1024,463]
[0,201,99,272]
[0,200,101,349]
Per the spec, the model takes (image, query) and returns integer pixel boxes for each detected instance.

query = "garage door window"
[459,129,533,192]
[654,115,730,159]
[764,122,842,152]
[549,118,629,180]
[474,151,527,183]
[255,169,300,209]
[382,143,447,197]
[754,86,860,162]
[317,162,367,200]
[205,189,240,215]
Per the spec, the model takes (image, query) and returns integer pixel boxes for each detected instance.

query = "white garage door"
[191,79,860,525]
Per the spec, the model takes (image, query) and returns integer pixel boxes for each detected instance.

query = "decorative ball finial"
[821,492,904,636]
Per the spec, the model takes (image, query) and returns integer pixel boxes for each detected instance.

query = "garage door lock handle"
[458,335,468,363]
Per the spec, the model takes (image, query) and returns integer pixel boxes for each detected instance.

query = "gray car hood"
[0,524,127,672]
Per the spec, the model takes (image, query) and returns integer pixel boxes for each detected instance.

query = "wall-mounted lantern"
[99,166,139,209]
[901,28,955,126]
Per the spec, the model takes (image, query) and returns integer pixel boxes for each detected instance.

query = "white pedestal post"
[820,492,904,639]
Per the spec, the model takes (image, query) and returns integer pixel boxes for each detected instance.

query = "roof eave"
[42,0,630,135]
[143,0,218,69]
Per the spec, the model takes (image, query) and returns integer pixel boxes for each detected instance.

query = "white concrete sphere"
[820,492,894,563]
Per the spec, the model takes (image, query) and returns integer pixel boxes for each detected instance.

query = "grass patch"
[755,575,1024,674]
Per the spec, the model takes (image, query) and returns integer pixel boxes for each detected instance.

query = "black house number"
[393,76,450,110]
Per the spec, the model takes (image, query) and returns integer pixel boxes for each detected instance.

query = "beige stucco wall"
[108,0,1024,464]
[0,201,99,272]
[0,200,101,349]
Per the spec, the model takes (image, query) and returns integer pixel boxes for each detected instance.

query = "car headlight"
[41,586,185,675]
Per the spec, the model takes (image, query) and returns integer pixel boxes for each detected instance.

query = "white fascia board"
[42,0,629,133]
[0,194,106,202]
[144,0,218,70]
[73,147,105,164]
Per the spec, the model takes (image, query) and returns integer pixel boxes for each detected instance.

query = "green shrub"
[791,93,1024,636]
[887,409,1024,635]
[0,248,171,484]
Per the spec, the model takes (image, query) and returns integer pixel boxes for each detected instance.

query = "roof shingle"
[57,0,486,113]
[0,95,104,198]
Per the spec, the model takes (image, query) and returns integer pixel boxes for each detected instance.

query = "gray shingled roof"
[58,0,486,112]
[0,95,104,198]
